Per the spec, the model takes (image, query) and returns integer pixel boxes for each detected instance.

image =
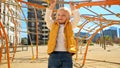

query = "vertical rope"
[0,22,10,68]
[6,4,18,62]
[34,8,39,59]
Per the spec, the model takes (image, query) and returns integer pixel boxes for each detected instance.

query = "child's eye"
[57,14,60,16]
[62,15,65,16]
[57,14,66,17]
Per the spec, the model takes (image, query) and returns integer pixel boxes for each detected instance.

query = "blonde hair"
[57,7,71,19]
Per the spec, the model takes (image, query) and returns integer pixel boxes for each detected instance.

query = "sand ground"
[0,44,120,68]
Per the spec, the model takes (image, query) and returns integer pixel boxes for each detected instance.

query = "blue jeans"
[48,51,73,68]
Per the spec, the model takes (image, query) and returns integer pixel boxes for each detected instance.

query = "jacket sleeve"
[44,8,54,30]
[71,9,80,28]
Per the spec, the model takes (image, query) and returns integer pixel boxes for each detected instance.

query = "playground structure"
[0,0,120,68]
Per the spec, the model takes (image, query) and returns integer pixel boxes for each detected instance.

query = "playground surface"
[0,44,120,68]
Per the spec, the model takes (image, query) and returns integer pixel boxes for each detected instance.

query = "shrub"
[89,43,94,46]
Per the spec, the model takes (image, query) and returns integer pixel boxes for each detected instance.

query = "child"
[45,0,80,68]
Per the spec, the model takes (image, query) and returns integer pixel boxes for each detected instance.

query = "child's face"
[56,9,69,24]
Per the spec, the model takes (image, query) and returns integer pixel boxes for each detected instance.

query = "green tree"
[104,35,113,46]
[21,38,28,45]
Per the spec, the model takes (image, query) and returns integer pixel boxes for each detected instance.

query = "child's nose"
[59,16,62,18]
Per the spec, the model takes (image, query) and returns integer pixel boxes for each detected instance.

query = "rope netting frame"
[0,22,10,68]
[0,0,120,68]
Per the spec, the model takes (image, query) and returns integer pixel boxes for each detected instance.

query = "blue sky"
[21,7,27,38]
[21,0,120,38]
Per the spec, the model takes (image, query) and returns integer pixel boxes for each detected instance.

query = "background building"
[0,0,22,45]
[103,27,117,40]
[27,0,48,45]
[119,28,120,38]
[27,0,64,45]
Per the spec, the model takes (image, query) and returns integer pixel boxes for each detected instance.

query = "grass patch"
[118,44,120,46]
[89,43,94,46]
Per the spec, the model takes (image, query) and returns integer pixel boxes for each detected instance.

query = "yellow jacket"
[47,20,78,54]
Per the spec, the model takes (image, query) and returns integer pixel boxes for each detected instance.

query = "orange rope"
[0,30,2,64]
[80,21,119,66]
[0,30,3,64]
[16,0,46,9]
[34,8,39,59]
[75,38,79,61]
[0,22,10,68]
[6,4,18,62]
[0,47,2,64]
[81,15,119,22]
[0,44,4,64]
[75,0,120,9]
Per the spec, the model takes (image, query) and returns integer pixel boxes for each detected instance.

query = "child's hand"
[50,0,56,6]
[49,0,56,9]
[69,1,76,10]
